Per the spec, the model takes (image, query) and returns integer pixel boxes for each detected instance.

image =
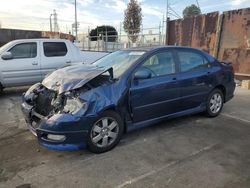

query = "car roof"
[11,38,69,43]
[122,45,202,52]
[122,45,216,62]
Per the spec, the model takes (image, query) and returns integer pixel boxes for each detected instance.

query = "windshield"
[93,50,145,78]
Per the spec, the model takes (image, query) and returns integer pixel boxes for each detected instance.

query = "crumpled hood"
[42,64,112,94]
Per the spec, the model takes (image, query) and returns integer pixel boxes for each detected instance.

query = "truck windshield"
[93,50,145,78]
[0,41,14,54]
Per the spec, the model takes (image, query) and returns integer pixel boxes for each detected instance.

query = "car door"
[129,50,181,123]
[176,49,211,111]
[0,42,42,87]
[40,41,72,78]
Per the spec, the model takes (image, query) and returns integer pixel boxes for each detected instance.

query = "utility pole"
[53,10,59,32]
[119,22,122,42]
[165,0,169,45]
[159,22,161,45]
[196,0,201,12]
[75,0,78,41]
[49,14,53,32]
[162,15,165,44]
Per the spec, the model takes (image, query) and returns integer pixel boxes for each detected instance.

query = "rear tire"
[87,110,124,153]
[205,89,224,117]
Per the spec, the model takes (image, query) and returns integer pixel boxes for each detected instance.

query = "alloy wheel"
[209,93,222,114]
[90,117,119,148]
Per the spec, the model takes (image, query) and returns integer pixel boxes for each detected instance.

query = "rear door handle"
[66,61,71,64]
[172,77,177,81]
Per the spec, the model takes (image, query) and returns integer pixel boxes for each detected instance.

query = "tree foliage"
[89,25,118,42]
[182,4,201,18]
[123,0,142,43]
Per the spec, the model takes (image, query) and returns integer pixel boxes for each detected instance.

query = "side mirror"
[134,69,151,80]
[1,52,13,60]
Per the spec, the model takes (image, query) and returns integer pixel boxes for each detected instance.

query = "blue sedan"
[21,46,235,153]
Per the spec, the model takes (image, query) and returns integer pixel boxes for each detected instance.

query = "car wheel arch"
[97,106,127,133]
[213,85,226,102]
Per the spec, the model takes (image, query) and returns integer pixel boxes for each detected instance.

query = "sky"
[0,0,250,34]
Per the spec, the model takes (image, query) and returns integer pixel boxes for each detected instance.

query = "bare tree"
[123,0,142,43]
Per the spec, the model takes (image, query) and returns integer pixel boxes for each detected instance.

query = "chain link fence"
[75,26,166,52]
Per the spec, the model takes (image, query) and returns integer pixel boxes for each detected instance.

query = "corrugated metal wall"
[218,8,250,75]
[167,8,250,76]
[0,29,74,47]
[0,29,41,47]
[168,12,219,55]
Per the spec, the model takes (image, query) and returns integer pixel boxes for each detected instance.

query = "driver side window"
[8,43,37,59]
[141,51,176,77]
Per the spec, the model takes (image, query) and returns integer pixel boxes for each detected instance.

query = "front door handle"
[66,61,71,64]
[196,82,205,86]
[32,61,38,65]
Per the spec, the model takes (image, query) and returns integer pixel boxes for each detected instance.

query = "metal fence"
[75,26,165,52]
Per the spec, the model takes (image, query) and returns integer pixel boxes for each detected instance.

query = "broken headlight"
[24,83,43,104]
[63,97,86,115]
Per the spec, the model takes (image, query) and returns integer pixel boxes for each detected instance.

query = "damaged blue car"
[21,46,235,153]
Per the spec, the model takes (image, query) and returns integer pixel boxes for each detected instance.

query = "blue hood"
[42,64,112,94]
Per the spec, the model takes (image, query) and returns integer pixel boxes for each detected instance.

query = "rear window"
[43,42,67,57]
[177,50,209,72]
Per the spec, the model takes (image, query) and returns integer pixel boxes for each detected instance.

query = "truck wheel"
[0,83,3,94]
[87,110,124,153]
[205,89,224,117]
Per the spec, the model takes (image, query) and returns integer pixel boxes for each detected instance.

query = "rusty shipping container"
[167,7,250,77]
[167,12,219,55]
[218,8,250,76]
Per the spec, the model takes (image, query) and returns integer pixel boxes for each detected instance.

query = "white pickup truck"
[0,38,108,92]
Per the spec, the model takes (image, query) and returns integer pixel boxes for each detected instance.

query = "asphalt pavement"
[0,87,250,188]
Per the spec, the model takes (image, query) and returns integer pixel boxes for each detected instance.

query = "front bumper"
[21,96,95,151]
[36,128,88,151]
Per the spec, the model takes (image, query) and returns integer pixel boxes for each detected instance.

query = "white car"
[0,38,107,92]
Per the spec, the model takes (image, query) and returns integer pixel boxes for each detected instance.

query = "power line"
[169,7,182,19]
[168,12,181,19]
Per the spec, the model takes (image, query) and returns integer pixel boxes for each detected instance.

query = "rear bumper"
[225,82,236,102]
[21,96,94,151]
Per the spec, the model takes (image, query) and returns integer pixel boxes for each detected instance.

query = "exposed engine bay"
[24,74,113,123]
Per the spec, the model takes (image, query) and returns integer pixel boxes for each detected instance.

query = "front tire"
[0,83,3,94]
[87,110,124,153]
[206,89,224,117]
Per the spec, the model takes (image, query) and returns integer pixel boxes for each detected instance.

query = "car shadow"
[0,86,29,98]
[119,113,206,147]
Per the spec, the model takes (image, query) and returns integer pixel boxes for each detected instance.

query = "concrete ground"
[0,87,250,188]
